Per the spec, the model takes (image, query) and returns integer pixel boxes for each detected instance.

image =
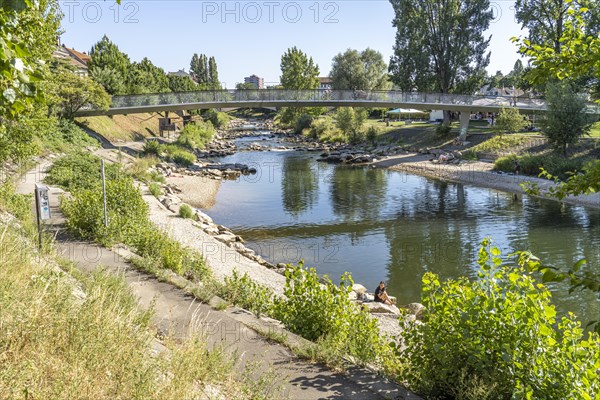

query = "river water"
[202,137,600,325]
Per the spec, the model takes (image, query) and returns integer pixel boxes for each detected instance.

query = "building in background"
[52,44,90,76]
[244,74,264,89]
[318,77,333,90]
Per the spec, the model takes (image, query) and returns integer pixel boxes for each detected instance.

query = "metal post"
[34,185,42,250]
[101,160,108,227]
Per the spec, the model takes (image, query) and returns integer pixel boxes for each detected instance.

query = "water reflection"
[204,149,600,325]
[281,155,318,216]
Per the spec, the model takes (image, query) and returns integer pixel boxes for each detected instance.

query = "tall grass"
[0,219,281,399]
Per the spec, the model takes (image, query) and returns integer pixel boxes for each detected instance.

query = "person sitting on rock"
[374,281,392,305]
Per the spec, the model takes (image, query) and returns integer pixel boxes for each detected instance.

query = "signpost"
[34,183,51,250]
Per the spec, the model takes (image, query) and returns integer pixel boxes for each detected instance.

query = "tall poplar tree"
[208,56,220,90]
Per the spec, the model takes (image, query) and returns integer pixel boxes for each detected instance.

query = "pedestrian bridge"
[75,89,599,117]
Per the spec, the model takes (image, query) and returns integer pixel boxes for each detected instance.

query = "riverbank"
[373,153,600,209]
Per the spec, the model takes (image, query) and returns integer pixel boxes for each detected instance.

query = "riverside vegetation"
[45,148,600,399]
[0,181,281,399]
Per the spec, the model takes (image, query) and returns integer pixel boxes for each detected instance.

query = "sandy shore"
[374,153,600,209]
[166,174,222,209]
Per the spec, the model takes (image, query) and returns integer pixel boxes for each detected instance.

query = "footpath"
[15,161,420,400]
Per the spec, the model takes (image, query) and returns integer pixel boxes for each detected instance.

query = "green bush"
[203,109,231,128]
[400,239,600,399]
[176,121,215,150]
[294,114,314,135]
[494,153,589,180]
[142,140,161,156]
[221,270,274,317]
[178,204,194,219]
[45,152,121,192]
[0,183,33,223]
[272,264,385,365]
[61,175,149,246]
[162,145,196,166]
[470,134,529,153]
[435,123,452,138]
[366,125,379,145]
[305,117,340,141]
[149,182,162,197]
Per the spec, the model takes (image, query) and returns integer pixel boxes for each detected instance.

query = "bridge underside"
[75,100,544,117]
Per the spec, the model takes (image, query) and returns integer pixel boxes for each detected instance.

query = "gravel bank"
[143,189,287,296]
[165,174,221,209]
[376,154,600,209]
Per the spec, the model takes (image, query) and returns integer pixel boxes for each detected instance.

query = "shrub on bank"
[178,204,194,219]
[494,153,590,179]
[162,144,196,166]
[45,151,121,192]
[399,239,600,399]
[221,270,274,317]
[176,120,215,150]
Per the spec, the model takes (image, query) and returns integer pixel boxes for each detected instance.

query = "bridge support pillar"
[458,111,470,142]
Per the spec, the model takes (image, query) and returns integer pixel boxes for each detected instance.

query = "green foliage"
[435,123,452,138]
[142,140,161,156]
[294,113,314,134]
[46,65,111,118]
[178,204,193,219]
[221,270,274,317]
[45,152,120,192]
[527,159,600,200]
[126,57,170,95]
[330,48,391,91]
[88,35,131,95]
[494,153,589,180]
[514,1,600,87]
[470,134,529,153]
[176,120,215,150]
[0,183,33,223]
[493,107,528,135]
[335,107,368,143]
[272,264,386,365]
[389,0,492,94]
[168,74,197,92]
[540,81,593,155]
[61,175,148,246]
[162,144,196,166]
[280,46,320,90]
[366,125,380,145]
[202,109,230,128]
[401,238,600,399]
[149,182,162,197]
[0,0,61,119]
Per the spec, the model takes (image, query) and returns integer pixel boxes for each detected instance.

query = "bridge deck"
[74,89,600,117]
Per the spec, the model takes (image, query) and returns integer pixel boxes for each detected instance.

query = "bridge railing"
[105,89,600,113]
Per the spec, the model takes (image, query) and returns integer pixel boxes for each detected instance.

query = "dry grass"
[0,217,281,399]
[76,113,169,142]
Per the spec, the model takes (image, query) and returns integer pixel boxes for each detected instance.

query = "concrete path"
[16,163,420,400]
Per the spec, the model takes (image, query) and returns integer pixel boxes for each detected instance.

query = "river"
[202,136,600,325]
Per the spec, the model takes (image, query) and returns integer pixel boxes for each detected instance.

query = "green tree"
[515,0,572,52]
[492,107,527,135]
[88,35,131,95]
[278,47,323,127]
[335,107,368,143]
[540,81,592,155]
[47,67,110,119]
[0,0,61,120]
[235,82,256,90]
[514,2,600,86]
[280,46,320,90]
[208,56,220,90]
[168,75,197,92]
[190,53,209,87]
[389,0,492,121]
[126,57,170,94]
[330,48,391,91]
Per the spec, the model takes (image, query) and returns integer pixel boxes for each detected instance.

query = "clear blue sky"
[59,1,526,88]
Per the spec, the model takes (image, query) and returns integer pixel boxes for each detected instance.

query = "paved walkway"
[16,163,420,400]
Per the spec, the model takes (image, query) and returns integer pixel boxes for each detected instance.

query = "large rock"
[363,302,401,315]
[400,302,426,320]
[352,283,368,295]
